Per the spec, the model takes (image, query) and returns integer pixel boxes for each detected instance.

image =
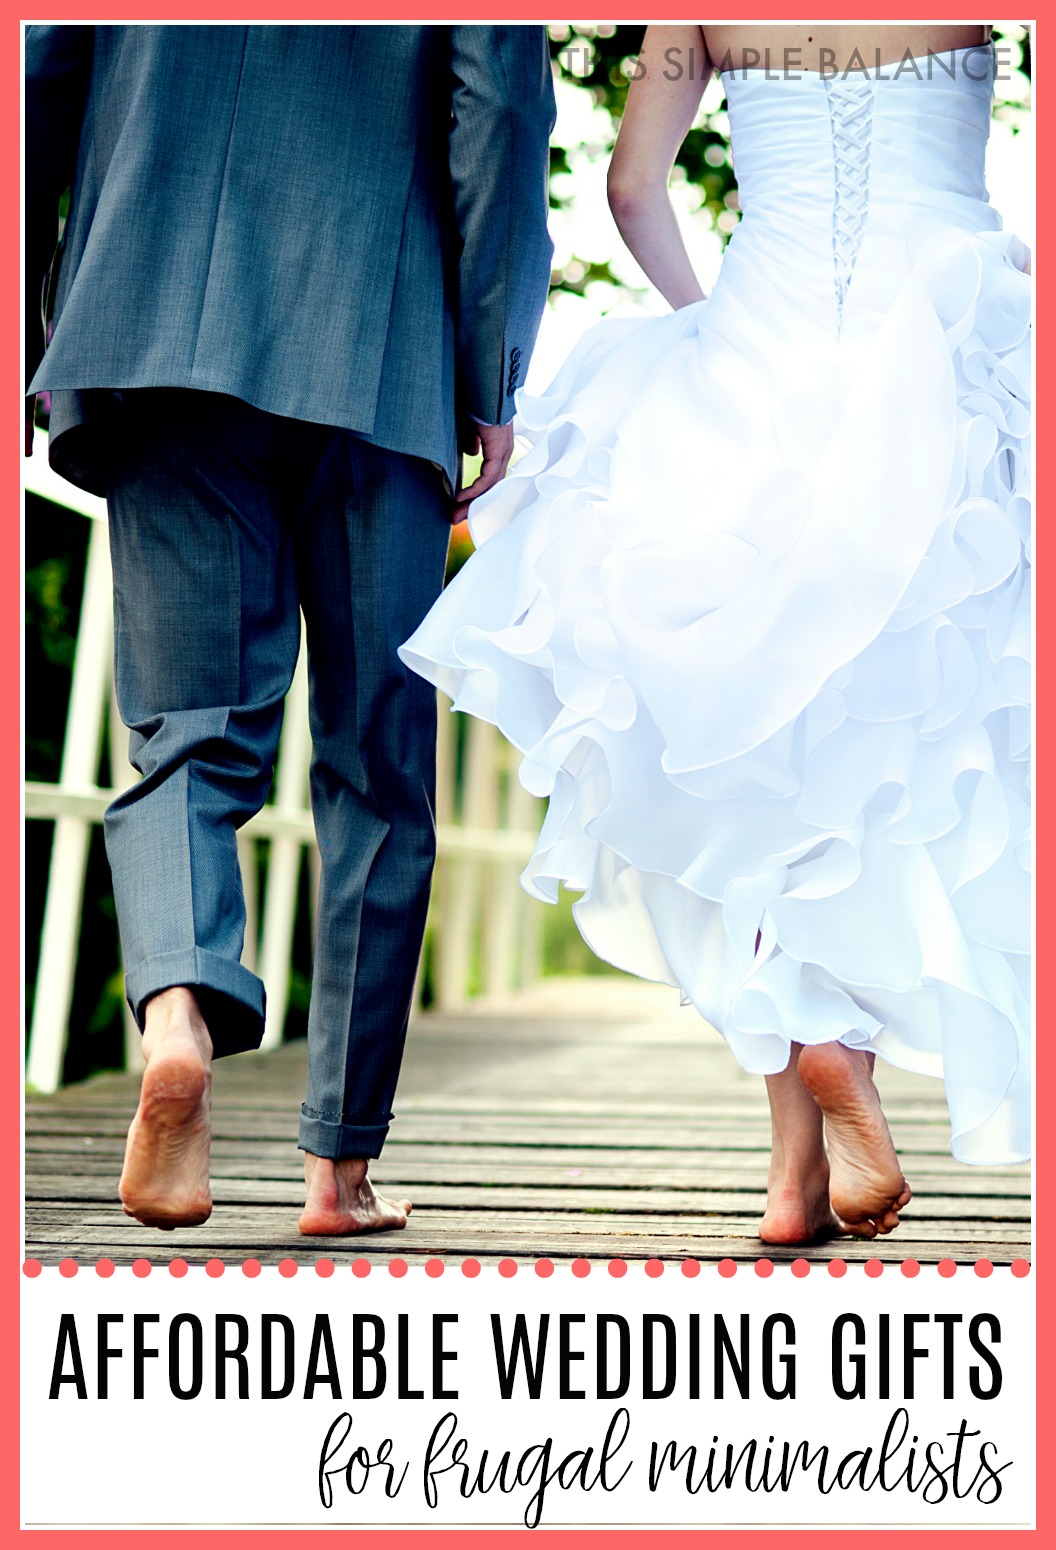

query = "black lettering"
[168,1313,203,1400]
[969,1314,1002,1399]
[433,1314,458,1400]
[133,1313,160,1400]
[715,1314,750,1399]
[762,1314,795,1399]
[903,1314,929,1400]
[49,1314,87,1398]
[97,1314,122,1400]
[491,1314,549,1400]
[216,1314,249,1400]
[305,1315,341,1400]
[597,1315,629,1400]
[643,1315,676,1400]
[318,1413,352,1509]
[976,1440,1011,1503]
[935,1314,962,1399]
[832,1314,866,1399]
[352,1314,386,1400]
[262,1313,295,1400]
[559,1314,586,1399]
[878,1313,890,1401]
[397,1314,423,1400]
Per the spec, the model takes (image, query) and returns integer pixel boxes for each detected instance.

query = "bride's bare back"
[702,24,991,74]
[607,23,995,312]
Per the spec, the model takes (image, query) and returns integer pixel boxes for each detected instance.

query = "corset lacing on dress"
[823,76,876,325]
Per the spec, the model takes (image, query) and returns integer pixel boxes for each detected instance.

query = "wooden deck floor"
[25,979,1031,1267]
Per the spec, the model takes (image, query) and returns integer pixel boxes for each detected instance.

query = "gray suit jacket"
[26,24,555,495]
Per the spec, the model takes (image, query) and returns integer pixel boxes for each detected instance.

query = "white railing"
[25,438,545,1092]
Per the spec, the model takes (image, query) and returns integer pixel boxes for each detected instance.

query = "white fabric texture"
[401,47,1032,1165]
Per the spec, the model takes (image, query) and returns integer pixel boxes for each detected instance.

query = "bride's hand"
[453,419,515,525]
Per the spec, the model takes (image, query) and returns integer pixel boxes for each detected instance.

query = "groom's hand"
[453,418,514,526]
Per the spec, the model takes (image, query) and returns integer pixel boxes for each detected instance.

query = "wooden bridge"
[24,437,1032,1269]
[25,979,1031,1268]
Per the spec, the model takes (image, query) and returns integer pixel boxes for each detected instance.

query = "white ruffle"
[400,226,1031,1166]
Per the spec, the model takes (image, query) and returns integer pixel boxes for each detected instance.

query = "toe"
[845,1218,877,1238]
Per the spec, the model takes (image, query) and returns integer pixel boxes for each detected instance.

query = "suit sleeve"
[448,25,556,426]
[25,25,93,391]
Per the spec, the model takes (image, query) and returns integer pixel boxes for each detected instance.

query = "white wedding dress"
[401,45,1031,1165]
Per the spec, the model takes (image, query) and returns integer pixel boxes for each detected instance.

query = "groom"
[25,25,555,1233]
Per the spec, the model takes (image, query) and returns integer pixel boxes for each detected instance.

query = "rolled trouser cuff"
[125,949,266,1058]
[298,1106,391,1160]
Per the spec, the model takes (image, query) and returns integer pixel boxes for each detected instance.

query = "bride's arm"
[607,25,711,310]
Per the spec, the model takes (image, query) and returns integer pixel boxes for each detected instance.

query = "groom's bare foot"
[798,1043,911,1238]
[299,1155,413,1236]
[119,987,213,1229]
[759,1146,841,1246]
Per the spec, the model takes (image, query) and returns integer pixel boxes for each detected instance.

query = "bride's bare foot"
[798,1043,911,1238]
[760,1155,842,1246]
[759,1047,841,1246]
[119,986,213,1229]
[299,1155,413,1236]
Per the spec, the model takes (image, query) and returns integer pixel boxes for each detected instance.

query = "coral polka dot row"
[22,1256,1033,1278]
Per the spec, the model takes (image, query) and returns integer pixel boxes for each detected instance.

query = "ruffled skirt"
[401,225,1032,1165]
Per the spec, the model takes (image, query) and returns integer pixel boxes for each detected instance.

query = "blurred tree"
[548,21,735,302]
[547,22,1032,299]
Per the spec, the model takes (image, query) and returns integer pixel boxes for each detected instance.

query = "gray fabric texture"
[104,389,454,1158]
[25,23,556,494]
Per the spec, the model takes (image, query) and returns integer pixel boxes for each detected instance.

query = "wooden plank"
[24,1064,964,1113]
[25,1104,959,1134]
[26,1115,1027,1184]
[25,1201,1032,1244]
[23,1143,1030,1192]
[23,1178,1031,1221]
[23,1154,1032,1201]
[24,1172,1031,1220]
[24,1213,1031,1256]
[24,1220,1029,1267]
[23,1001,1033,1265]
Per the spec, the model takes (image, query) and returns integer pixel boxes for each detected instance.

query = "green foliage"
[547,22,1031,299]
[25,24,1034,1070]
[547,23,736,298]
[542,890,616,978]
[24,495,85,780]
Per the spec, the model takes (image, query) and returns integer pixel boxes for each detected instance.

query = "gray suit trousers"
[103,389,451,1158]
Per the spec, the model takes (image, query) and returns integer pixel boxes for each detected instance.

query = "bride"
[401,24,1031,1244]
